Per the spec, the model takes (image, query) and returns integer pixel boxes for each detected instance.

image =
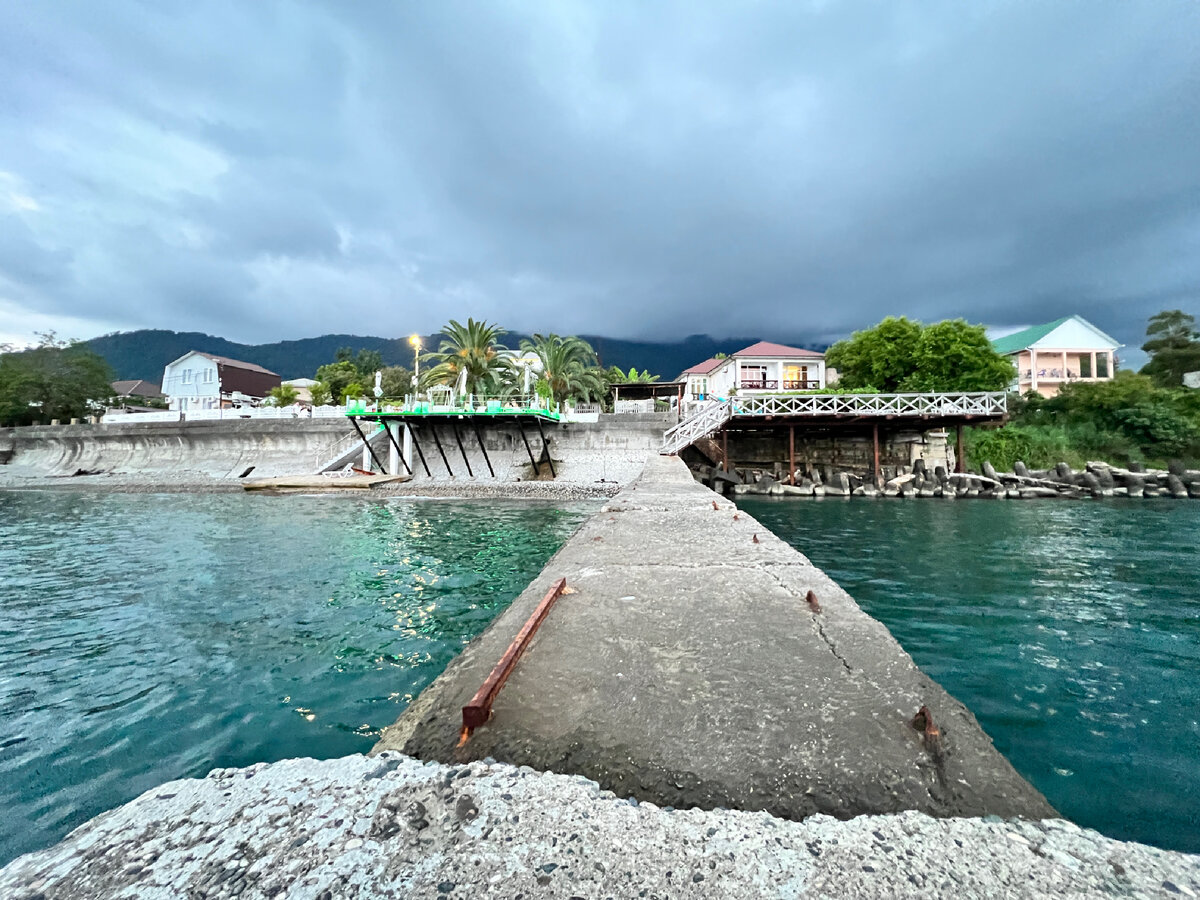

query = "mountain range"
[84,329,823,384]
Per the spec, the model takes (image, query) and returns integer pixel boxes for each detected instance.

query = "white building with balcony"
[162,351,282,412]
[678,341,826,400]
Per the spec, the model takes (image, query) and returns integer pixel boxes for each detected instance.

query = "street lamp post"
[409,334,422,403]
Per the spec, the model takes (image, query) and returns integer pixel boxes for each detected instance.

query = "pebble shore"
[0,472,620,500]
[1,753,1196,899]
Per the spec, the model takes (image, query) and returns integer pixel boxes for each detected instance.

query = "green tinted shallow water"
[0,492,592,866]
[739,497,1200,853]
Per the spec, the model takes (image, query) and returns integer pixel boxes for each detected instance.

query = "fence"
[100,405,348,425]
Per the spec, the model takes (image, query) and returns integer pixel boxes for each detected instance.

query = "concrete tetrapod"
[376,454,1055,822]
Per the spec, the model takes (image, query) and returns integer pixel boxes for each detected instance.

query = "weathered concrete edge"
[2,753,1196,899]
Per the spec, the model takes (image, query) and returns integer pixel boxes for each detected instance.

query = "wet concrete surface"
[375,455,1055,822]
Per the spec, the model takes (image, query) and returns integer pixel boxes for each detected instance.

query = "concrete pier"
[377,455,1055,821]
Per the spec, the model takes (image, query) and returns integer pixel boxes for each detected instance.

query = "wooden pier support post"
[873,421,881,487]
[955,424,965,474]
[789,425,795,485]
[722,426,729,473]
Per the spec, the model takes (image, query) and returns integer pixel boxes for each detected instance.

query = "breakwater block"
[376,455,1055,822]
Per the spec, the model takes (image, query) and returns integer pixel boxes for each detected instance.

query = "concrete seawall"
[377,455,1055,822]
[0,414,673,486]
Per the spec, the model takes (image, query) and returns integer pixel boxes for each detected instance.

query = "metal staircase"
[660,400,732,455]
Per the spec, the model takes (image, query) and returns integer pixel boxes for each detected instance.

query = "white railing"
[315,427,380,473]
[614,399,655,414]
[659,392,1007,454]
[344,394,560,418]
[101,404,349,424]
[660,400,733,455]
[101,410,182,424]
[729,392,1007,418]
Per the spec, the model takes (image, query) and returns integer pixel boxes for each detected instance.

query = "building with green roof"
[990,315,1121,397]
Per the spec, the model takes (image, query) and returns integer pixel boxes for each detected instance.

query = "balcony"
[1021,369,1108,382]
[739,379,821,391]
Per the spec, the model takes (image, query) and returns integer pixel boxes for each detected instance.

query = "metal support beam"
[517,419,539,475]
[472,420,495,478]
[430,422,454,477]
[534,418,556,478]
[452,420,474,477]
[409,424,432,477]
[350,417,387,473]
[382,421,413,476]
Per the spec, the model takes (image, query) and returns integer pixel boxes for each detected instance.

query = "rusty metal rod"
[462,577,568,731]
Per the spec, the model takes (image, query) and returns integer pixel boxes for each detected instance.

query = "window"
[784,365,809,389]
[204,369,214,384]
[1096,355,1109,378]
[181,368,192,385]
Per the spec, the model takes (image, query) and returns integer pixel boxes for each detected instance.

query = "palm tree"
[607,365,660,384]
[425,318,512,396]
[520,334,600,408]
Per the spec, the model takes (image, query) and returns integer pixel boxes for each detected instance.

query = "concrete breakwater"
[377,455,1054,821]
[699,457,1200,500]
[0,414,673,487]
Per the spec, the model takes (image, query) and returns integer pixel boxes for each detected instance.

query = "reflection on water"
[0,491,591,866]
[741,497,1200,853]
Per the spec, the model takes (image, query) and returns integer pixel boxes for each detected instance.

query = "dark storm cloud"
[0,1,1197,351]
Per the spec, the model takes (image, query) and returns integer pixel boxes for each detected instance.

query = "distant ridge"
[85,329,826,383]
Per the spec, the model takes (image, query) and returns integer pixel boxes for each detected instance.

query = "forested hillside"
[85,330,790,383]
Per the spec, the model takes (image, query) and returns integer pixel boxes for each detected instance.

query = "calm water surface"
[741,497,1200,853]
[0,491,591,866]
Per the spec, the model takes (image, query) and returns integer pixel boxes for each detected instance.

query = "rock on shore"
[2,754,1197,899]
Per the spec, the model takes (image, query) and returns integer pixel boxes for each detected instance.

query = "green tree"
[308,381,333,407]
[1141,309,1200,388]
[826,316,1013,392]
[265,384,299,407]
[520,334,600,407]
[902,319,1016,391]
[825,316,921,391]
[0,334,115,425]
[379,365,414,398]
[426,318,511,395]
[314,360,359,403]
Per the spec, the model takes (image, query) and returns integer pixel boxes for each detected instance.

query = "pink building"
[991,315,1121,397]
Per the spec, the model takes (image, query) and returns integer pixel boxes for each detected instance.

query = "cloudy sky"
[1,2,1197,360]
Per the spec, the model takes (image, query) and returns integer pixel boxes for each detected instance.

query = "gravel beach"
[0,472,621,500]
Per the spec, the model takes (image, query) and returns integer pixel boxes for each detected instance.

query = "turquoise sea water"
[740,497,1200,853]
[0,491,591,866]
